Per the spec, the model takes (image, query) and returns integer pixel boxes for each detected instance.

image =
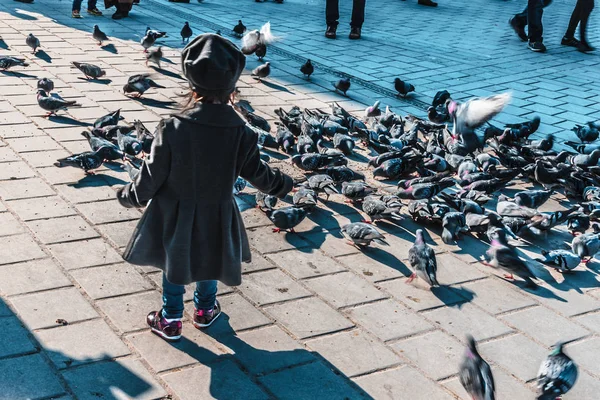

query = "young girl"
[117,34,293,341]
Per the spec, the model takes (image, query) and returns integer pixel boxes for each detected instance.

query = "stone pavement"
[0,0,599,399]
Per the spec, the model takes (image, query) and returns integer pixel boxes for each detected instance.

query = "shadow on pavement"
[34,49,52,63]
[0,70,38,79]
[47,115,91,127]
[101,43,118,54]
[150,65,185,80]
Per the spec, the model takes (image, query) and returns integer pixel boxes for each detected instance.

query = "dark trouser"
[326,0,366,28]
[514,0,545,42]
[566,0,594,42]
[73,0,96,11]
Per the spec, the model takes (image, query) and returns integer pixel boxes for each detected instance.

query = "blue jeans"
[161,274,218,319]
[72,0,97,11]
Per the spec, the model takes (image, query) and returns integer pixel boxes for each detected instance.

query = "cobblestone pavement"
[0,0,600,398]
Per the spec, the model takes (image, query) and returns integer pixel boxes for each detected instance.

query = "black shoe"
[509,17,527,42]
[528,41,547,52]
[325,25,337,39]
[112,11,124,19]
[418,0,438,6]
[193,301,221,329]
[349,27,361,40]
[578,41,595,53]
[561,36,580,47]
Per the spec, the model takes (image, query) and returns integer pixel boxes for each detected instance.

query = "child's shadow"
[172,314,369,399]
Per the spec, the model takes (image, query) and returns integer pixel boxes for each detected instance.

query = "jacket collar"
[174,103,246,127]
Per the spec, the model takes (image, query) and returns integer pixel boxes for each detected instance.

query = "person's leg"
[527,0,545,49]
[161,273,186,319]
[72,0,83,11]
[350,0,365,28]
[87,0,102,14]
[192,280,220,328]
[510,5,529,41]
[326,0,340,27]
[579,0,595,50]
[565,0,583,39]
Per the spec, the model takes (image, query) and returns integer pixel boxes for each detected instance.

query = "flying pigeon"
[364,101,381,119]
[181,22,193,43]
[233,20,247,37]
[341,222,389,247]
[92,25,109,45]
[333,78,350,95]
[266,206,307,233]
[459,335,495,400]
[241,22,277,55]
[0,56,29,70]
[394,77,415,97]
[145,47,162,68]
[482,235,537,287]
[407,229,439,287]
[251,62,270,80]
[123,74,165,97]
[537,341,578,400]
[37,78,54,93]
[72,62,106,79]
[54,150,104,174]
[26,33,40,54]
[36,89,81,117]
[300,59,314,78]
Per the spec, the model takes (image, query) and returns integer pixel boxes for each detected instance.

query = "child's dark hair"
[181,88,236,110]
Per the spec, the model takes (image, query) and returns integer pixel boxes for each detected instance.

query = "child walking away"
[116,34,293,342]
[562,0,595,52]
[72,0,103,18]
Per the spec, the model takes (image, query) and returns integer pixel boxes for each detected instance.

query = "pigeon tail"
[373,237,389,246]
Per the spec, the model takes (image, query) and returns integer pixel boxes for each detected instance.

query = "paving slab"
[239,268,311,306]
[26,215,99,244]
[0,233,47,265]
[0,258,71,296]
[0,354,65,400]
[379,278,472,311]
[96,290,163,333]
[0,211,25,236]
[304,271,388,308]
[467,278,537,315]
[0,316,36,358]
[48,238,124,270]
[0,177,55,200]
[480,334,549,382]
[444,366,535,400]
[6,195,76,221]
[267,249,347,279]
[566,337,600,376]
[70,263,153,300]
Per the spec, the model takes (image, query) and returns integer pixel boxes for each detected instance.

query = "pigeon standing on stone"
[571,229,600,263]
[37,78,54,93]
[145,47,162,68]
[394,77,415,97]
[407,229,439,287]
[26,33,40,54]
[233,20,247,37]
[181,22,193,44]
[333,78,351,95]
[251,62,270,80]
[81,131,123,161]
[442,212,467,244]
[93,25,109,45]
[293,187,318,208]
[459,335,495,400]
[266,206,307,233]
[341,181,375,202]
[305,174,339,199]
[54,150,104,174]
[36,89,81,117]
[72,62,106,79]
[341,222,389,247]
[537,341,578,400]
[0,56,29,70]
[572,121,600,143]
[94,109,121,129]
[117,130,142,157]
[123,74,165,97]
[300,59,314,78]
[535,249,581,272]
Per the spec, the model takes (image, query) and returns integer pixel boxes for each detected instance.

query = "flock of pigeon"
[0,19,593,400]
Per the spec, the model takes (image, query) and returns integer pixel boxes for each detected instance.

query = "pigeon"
[241,109,271,132]
[92,25,109,45]
[54,150,103,174]
[123,74,165,97]
[266,206,307,233]
[181,22,193,43]
[394,77,415,97]
[146,27,167,39]
[233,20,247,37]
[333,78,351,95]
[36,89,81,117]
[255,191,278,210]
[325,166,364,183]
[571,229,600,263]
[241,22,278,55]
[81,130,123,161]
[134,119,154,154]
[117,130,142,156]
[407,229,439,287]
[233,177,247,195]
[364,101,381,119]
[362,195,402,223]
[276,124,295,154]
[572,121,599,143]
[482,236,537,288]
[94,109,121,129]
[341,222,389,247]
[300,59,314,78]
[333,133,355,155]
[535,250,581,272]
[341,181,375,202]
[251,62,270,80]
[26,33,40,53]
[0,56,29,69]
[255,44,267,60]
[567,213,590,236]
[537,341,578,400]
[305,174,338,199]
[293,187,318,208]
[513,189,553,209]
[442,212,467,244]
[123,161,140,181]
[291,153,347,171]
[72,62,106,79]
[432,90,451,107]
[459,335,495,400]
[145,47,162,68]
[37,78,54,93]
[141,28,166,52]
